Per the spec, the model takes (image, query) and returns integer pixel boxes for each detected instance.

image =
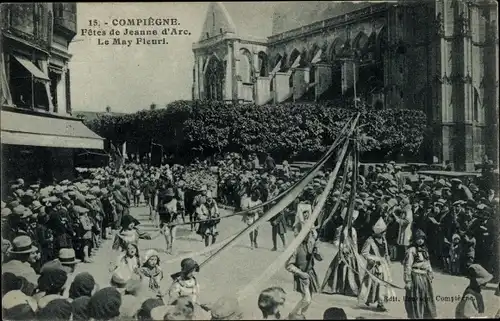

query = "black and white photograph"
[1,1,499,320]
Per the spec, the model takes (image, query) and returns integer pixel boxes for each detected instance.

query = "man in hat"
[3,235,40,288]
[46,197,75,260]
[57,248,81,275]
[451,178,474,202]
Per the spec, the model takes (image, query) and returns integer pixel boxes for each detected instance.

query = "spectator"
[68,272,97,300]
[455,264,493,319]
[322,307,347,320]
[87,287,122,321]
[3,235,39,289]
[2,290,38,320]
[258,286,286,319]
[71,296,91,321]
[37,298,73,321]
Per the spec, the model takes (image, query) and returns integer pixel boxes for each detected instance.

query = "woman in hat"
[321,207,362,297]
[242,188,263,249]
[139,249,164,296]
[403,229,437,319]
[158,187,179,254]
[358,217,394,312]
[455,264,493,319]
[168,258,200,304]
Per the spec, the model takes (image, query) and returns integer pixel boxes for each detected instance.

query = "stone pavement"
[73,205,500,319]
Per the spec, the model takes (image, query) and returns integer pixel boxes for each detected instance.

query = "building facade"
[192,1,499,171]
[1,3,103,187]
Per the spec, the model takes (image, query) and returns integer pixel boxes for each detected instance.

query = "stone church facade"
[192,1,499,171]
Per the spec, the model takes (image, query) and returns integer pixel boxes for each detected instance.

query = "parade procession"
[1,1,500,321]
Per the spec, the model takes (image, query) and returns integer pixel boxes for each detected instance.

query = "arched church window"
[239,49,252,83]
[204,56,224,101]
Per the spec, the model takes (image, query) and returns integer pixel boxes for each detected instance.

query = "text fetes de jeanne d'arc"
[81,18,191,47]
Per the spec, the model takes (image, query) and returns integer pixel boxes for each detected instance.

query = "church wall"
[192,2,498,170]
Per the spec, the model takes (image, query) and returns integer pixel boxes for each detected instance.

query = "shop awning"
[1,110,104,149]
[13,55,50,82]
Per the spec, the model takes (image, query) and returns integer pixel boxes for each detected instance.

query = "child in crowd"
[139,249,163,296]
[110,242,141,277]
[448,234,462,275]
[168,258,200,304]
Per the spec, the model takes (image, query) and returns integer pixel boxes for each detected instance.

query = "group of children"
[109,214,201,305]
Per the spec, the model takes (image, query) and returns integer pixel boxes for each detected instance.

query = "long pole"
[353,60,357,109]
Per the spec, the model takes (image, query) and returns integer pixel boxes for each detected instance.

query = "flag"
[110,142,123,171]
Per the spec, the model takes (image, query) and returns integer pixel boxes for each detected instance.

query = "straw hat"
[58,248,81,265]
[8,235,38,254]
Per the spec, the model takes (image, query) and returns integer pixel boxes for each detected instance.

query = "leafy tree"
[85,100,428,164]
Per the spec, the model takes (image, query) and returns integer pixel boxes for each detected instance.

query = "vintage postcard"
[1,2,499,320]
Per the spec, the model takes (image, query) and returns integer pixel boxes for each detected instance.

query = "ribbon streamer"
[164,115,355,265]
[236,114,359,300]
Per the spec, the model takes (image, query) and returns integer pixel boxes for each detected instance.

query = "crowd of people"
[1,151,500,320]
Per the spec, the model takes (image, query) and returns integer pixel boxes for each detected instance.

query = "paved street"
[73,205,500,319]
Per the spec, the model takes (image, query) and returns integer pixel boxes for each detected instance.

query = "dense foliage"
[84,100,428,163]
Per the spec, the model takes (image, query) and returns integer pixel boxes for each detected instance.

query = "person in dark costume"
[321,208,362,297]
